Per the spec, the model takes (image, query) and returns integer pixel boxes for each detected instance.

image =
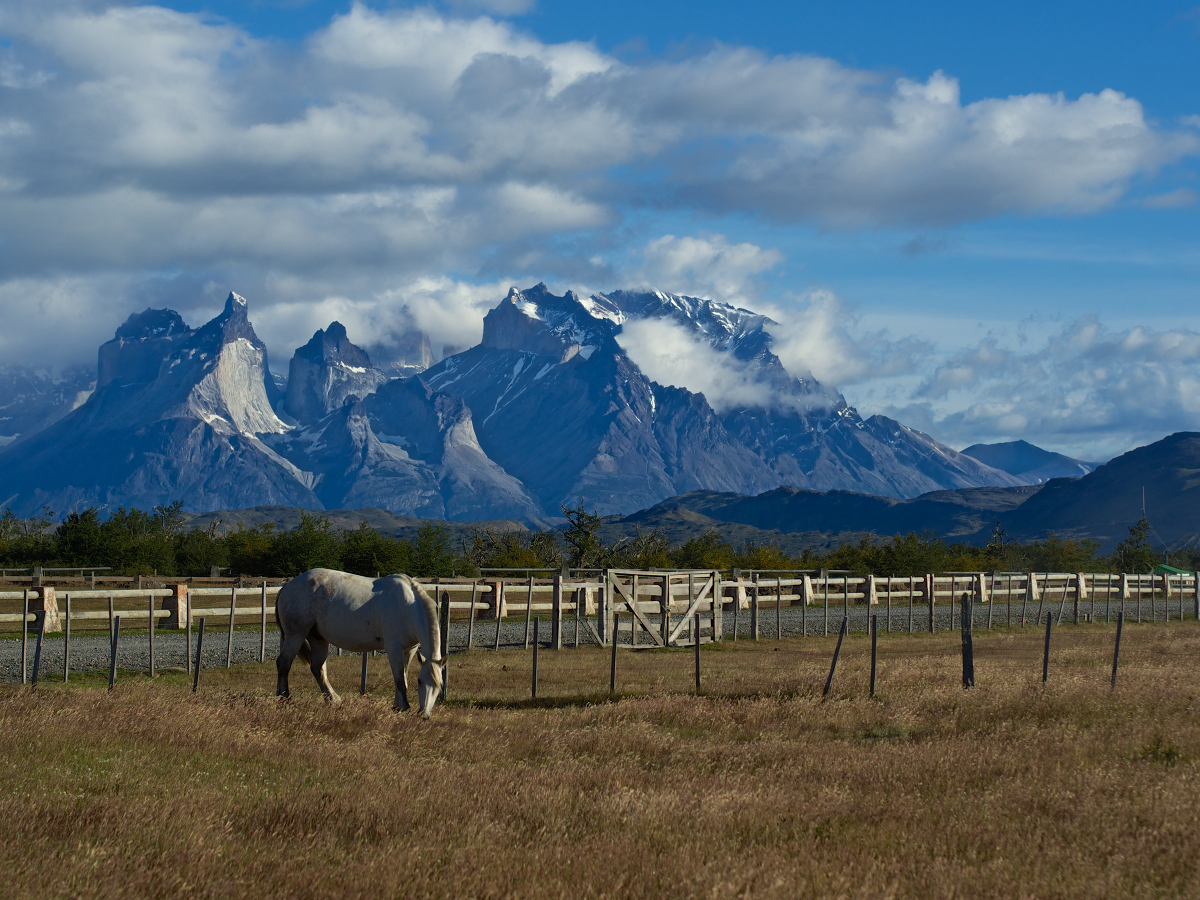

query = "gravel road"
[0,596,1186,684]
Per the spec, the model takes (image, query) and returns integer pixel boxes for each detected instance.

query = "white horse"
[275,568,445,717]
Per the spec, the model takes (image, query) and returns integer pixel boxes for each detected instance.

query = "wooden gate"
[604,570,722,646]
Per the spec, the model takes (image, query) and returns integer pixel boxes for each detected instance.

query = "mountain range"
[593,431,1200,553]
[0,284,1100,523]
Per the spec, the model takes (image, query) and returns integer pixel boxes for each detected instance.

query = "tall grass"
[2,625,1199,898]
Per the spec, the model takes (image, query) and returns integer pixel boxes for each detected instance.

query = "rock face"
[0,293,321,516]
[269,376,549,524]
[284,322,389,422]
[420,284,1021,513]
[0,365,95,447]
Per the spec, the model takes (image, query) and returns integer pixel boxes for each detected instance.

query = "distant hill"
[995,432,1200,551]
[596,483,1043,550]
[180,506,529,543]
[961,439,1100,484]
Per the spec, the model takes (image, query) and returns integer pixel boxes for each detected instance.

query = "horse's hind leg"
[307,635,343,705]
[276,631,310,699]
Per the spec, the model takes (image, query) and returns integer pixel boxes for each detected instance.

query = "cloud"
[0,2,1188,287]
[1142,188,1198,209]
[637,234,782,303]
[878,316,1200,458]
[767,290,930,387]
[616,317,789,412]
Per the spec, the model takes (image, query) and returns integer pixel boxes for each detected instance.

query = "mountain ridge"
[0,284,1048,521]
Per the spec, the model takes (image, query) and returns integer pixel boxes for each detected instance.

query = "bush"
[341,523,411,577]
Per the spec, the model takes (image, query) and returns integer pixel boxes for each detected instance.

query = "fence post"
[750,573,759,641]
[822,569,830,637]
[776,575,783,640]
[662,574,671,646]
[574,587,582,648]
[164,583,188,629]
[440,591,450,702]
[961,592,975,688]
[712,572,723,640]
[551,575,563,650]
[493,580,505,651]
[823,617,848,698]
[109,615,121,691]
[21,590,28,685]
[193,619,205,693]
[531,618,539,700]
[31,611,45,688]
[1111,611,1124,688]
[523,576,534,650]
[1194,571,1199,621]
[927,574,935,633]
[63,593,71,683]
[148,594,155,678]
[360,652,368,696]
[186,588,193,673]
[28,586,61,633]
[467,581,478,650]
[598,572,609,645]
[609,613,618,694]
[226,585,237,668]
[259,581,267,663]
[870,614,878,698]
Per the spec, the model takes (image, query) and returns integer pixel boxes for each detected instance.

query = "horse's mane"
[409,578,444,690]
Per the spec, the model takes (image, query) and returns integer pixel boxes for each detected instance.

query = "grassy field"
[3,624,1200,898]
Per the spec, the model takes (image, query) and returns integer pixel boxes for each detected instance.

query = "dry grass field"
[3,624,1200,899]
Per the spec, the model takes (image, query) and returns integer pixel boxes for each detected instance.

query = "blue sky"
[1,0,1198,461]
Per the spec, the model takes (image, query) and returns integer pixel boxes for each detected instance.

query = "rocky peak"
[285,322,389,423]
[98,308,196,388]
[295,321,375,369]
[191,292,264,352]
[114,308,192,341]
[481,284,617,363]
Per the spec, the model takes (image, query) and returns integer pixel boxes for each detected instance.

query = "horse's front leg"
[385,641,420,711]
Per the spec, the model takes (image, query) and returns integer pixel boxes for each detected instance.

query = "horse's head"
[417,655,445,719]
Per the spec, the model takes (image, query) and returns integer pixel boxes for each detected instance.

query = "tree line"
[0,502,1189,580]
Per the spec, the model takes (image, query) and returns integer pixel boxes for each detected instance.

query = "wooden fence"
[2,569,1197,682]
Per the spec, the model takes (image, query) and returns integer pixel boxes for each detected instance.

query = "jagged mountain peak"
[190,291,263,350]
[600,288,773,355]
[115,308,192,341]
[483,284,616,363]
[296,321,376,369]
[285,321,388,423]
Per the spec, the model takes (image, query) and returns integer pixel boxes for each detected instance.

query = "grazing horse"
[275,568,444,717]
